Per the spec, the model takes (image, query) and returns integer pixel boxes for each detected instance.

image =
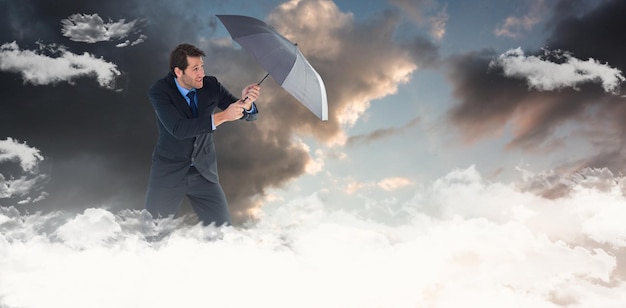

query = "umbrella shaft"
[258,73,270,85]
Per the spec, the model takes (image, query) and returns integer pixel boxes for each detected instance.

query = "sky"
[1,0,626,307]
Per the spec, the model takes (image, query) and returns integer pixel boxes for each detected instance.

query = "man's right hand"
[213,101,247,127]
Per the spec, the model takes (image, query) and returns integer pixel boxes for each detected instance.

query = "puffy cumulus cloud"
[490,47,624,94]
[55,208,123,249]
[1,166,626,307]
[0,41,121,89]
[494,0,547,38]
[61,13,146,47]
[268,0,351,60]
[0,138,43,172]
[0,138,48,204]
[267,0,418,129]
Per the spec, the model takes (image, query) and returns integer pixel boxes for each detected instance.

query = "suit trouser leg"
[145,180,187,220]
[186,167,231,226]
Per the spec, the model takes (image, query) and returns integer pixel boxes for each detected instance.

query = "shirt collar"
[174,77,195,97]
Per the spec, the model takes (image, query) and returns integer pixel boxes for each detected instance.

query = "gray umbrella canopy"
[217,15,328,121]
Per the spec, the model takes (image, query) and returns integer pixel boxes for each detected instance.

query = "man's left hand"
[241,84,261,110]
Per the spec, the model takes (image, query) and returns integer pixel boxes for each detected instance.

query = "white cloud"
[1,166,626,307]
[0,137,43,172]
[294,139,325,175]
[115,34,147,48]
[0,174,47,199]
[16,192,48,205]
[489,47,625,94]
[61,13,146,46]
[377,176,413,191]
[0,41,121,89]
[428,7,449,40]
[494,0,547,38]
[305,149,325,175]
[0,138,47,202]
[344,180,367,194]
[55,208,123,249]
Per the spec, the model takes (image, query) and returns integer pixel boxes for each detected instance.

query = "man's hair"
[169,43,206,74]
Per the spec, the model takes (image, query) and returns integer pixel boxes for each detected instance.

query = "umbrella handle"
[242,73,270,103]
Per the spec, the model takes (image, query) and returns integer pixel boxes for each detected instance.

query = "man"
[145,43,260,226]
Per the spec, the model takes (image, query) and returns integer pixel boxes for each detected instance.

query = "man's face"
[176,56,205,89]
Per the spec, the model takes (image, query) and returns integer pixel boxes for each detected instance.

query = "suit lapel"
[165,73,194,118]
[196,87,217,115]
[197,90,206,115]
[175,92,194,118]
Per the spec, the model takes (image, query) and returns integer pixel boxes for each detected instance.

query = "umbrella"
[217,14,328,121]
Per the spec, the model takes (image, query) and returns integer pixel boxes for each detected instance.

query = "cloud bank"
[1,166,625,307]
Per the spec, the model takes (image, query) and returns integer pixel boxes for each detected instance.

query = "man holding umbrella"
[145,43,260,226]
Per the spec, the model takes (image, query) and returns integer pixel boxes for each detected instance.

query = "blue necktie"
[186,91,198,118]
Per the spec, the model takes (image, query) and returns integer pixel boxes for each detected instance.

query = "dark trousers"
[145,167,231,226]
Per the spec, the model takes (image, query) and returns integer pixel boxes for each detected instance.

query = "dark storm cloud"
[446,0,626,174]
[447,49,606,149]
[214,0,437,221]
[0,0,204,216]
[544,0,626,172]
[404,35,440,69]
[0,0,316,224]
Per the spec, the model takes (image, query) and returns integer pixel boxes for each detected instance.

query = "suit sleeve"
[149,80,215,140]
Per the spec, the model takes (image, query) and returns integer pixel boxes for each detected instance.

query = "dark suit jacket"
[147,72,258,187]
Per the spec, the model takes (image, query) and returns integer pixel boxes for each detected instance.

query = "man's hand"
[241,84,261,110]
[214,84,261,127]
[213,101,247,127]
